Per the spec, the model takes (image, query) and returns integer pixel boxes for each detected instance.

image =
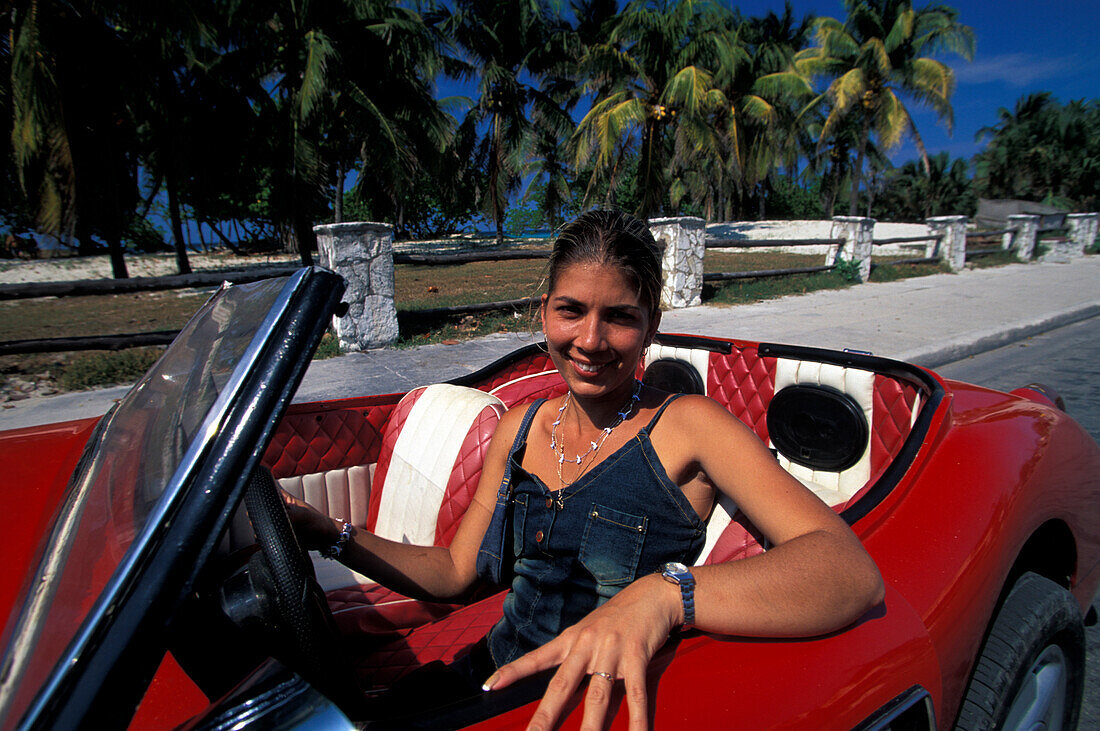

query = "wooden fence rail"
[966,228,1013,238]
[393,250,550,266]
[0,330,180,356]
[872,235,942,245]
[0,265,299,301]
[705,238,841,248]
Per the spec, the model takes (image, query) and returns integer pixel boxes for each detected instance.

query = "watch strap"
[678,572,695,629]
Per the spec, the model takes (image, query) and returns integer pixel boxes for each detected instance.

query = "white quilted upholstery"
[220,465,374,554]
[771,358,874,504]
[280,466,373,528]
[373,384,506,545]
[644,343,710,388]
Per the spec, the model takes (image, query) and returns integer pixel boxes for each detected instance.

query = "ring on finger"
[591,671,615,682]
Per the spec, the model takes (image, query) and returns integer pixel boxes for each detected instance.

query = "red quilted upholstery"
[366,389,426,533]
[435,406,506,545]
[327,584,461,636]
[478,353,557,392]
[263,402,392,479]
[707,346,776,442]
[357,592,507,688]
[490,371,568,408]
[870,375,918,481]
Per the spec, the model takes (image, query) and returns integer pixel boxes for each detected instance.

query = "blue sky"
[733,0,1100,163]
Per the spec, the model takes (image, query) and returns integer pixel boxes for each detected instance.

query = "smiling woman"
[284,209,885,728]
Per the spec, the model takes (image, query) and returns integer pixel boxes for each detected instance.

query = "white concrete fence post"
[314,221,399,350]
[649,216,705,308]
[1004,214,1040,261]
[1065,213,1099,257]
[829,216,874,281]
[925,215,968,272]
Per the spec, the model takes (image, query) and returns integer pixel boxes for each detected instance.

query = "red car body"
[0,269,1096,730]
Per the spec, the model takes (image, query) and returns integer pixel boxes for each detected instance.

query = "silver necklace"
[550,380,642,496]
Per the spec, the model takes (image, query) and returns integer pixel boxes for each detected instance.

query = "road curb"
[905,302,1100,368]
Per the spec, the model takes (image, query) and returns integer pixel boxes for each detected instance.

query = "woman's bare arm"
[667,395,885,635]
[284,405,524,602]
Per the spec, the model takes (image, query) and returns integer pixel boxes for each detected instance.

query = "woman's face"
[541,261,660,403]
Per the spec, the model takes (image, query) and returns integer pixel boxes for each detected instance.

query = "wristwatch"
[660,561,695,629]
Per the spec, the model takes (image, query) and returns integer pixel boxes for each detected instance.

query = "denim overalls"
[477,395,707,667]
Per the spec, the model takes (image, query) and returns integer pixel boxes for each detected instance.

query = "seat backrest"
[367,384,506,547]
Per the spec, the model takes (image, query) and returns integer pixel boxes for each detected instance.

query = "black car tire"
[955,572,1084,730]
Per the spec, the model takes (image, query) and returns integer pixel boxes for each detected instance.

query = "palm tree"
[873,150,973,220]
[705,5,815,219]
[572,0,739,218]
[444,0,571,244]
[796,0,974,215]
[220,0,446,263]
[129,1,221,275]
[973,93,1100,209]
[9,0,142,278]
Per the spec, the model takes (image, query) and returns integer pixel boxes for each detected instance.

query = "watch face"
[663,562,689,576]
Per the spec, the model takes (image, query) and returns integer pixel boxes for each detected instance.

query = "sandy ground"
[0,251,300,284]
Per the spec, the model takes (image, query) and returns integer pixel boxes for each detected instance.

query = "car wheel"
[955,572,1084,730]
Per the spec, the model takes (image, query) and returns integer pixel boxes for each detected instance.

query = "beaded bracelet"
[320,520,354,559]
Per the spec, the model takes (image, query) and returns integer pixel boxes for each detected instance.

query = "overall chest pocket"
[579,503,648,588]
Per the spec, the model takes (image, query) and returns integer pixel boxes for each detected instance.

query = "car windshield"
[0,274,302,727]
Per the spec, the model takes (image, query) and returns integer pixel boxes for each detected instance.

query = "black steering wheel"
[240,467,360,704]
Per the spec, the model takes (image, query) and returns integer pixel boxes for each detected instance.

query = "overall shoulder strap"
[643,393,685,431]
[508,398,546,459]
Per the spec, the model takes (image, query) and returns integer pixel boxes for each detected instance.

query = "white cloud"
[953,53,1075,87]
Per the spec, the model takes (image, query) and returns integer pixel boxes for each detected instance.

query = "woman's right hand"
[280,491,342,551]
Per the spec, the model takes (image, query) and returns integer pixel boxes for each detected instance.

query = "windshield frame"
[1,267,344,729]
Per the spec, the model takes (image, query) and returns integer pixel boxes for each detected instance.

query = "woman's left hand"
[482,573,680,731]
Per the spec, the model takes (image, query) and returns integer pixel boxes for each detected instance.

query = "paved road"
[938,316,1100,730]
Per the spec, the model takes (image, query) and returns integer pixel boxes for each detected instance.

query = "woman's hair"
[547,209,664,317]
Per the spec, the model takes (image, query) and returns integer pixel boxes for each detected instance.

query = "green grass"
[966,249,1019,269]
[704,270,852,305]
[869,260,949,282]
[58,347,164,391]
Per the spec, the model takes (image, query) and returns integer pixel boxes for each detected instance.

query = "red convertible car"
[0,267,1096,729]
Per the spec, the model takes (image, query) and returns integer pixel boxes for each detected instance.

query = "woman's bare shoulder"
[490,399,544,451]
[657,393,762,445]
[661,393,743,423]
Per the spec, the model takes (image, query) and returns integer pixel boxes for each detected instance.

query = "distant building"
[976,198,1066,230]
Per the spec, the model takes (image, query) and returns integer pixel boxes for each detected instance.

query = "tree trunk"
[824,157,839,218]
[107,232,128,279]
[334,163,344,224]
[293,211,315,267]
[848,112,871,216]
[637,119,660,219]
[166,178,192,274]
